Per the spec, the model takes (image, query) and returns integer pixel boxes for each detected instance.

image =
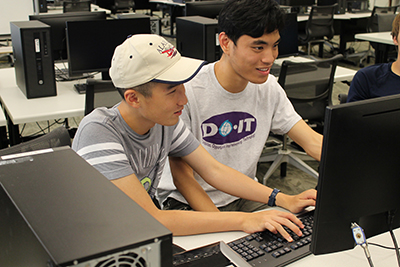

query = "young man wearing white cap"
[72,34,316,240]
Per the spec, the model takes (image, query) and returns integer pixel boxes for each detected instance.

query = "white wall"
[0,0,34,35]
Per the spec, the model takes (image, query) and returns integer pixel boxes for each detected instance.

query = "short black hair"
[218,0,285,45]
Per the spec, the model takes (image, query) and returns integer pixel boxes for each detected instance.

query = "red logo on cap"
[162,47,177,58]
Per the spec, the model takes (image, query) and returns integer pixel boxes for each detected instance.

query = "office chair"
[84,78,122,116]
[0,126,71,157]
[112,0,134,13]
[358,5,399,67]
[298,4,337,58]
[259,54,343,185]
[63,0,92,12]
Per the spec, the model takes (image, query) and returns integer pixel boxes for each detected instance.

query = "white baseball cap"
[109,34,206,88]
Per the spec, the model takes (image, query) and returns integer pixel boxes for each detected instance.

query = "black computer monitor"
[185,0,226,19]
[63,0,92,13]
[29,11,107,61]
[278,12,299,58]
[311,94,400,255]
[66,18,151,79]
[280,0,315,7]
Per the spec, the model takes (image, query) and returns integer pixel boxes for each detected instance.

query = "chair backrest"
[84,78,122,116]
[278,54,343,129]
[305,4,336,41]
[114,0,134,9]
[0,126,71,157]
[63,0,91,12]
[367,5,399,32]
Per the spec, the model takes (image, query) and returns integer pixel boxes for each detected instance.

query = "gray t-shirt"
[72,104,200,199]
[157,62,301,207]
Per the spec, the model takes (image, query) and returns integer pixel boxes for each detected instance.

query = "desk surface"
[355,31,394,45]
[274,56,356,83]
[0,67,85,124]
[0,58,355,125]
[174,220,400,267]
[298,11,371,22]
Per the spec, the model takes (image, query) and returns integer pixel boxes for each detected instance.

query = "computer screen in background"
[311,94,400,254]
[278,12,299,58]
[66,17,151,80]
[185,0,226,19]
[29,11,107,61]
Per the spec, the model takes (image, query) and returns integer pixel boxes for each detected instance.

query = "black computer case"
[0,147,172,267]
[10,21,56,99]
[176,16,221,63]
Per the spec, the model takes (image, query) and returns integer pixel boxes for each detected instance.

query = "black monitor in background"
[29,11,107,61]
[63,0,92,13]
[311,94,400,255]
[277,12,299,58]
[66,18,151,79]
[280,0,315,7]
[317,0,346,13]
[185,0,226,19]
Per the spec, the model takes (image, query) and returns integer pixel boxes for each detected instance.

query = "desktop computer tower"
[176,16,221,63]
[0,147,172,267]
[10,21,56,99]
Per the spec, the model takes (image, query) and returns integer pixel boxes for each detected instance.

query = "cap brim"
[152,56,207,84]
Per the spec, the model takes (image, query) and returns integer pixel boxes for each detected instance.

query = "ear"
[219,32,232,55]
[124,89,140,108]
[393,34,399,46]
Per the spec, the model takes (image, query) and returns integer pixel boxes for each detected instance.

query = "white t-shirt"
[157,62,301,207]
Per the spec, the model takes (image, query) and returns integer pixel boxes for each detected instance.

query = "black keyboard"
[227,210,314,267]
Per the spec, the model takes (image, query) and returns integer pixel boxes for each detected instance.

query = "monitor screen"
[311,94,400,255]
[66,18,151,78]
[278,12,299,58]
[185,0,226,19]
[29,11,107,61]
[280,0,315,6]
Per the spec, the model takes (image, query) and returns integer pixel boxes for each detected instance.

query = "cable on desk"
[351,222,374,267]
[388,211,400,267]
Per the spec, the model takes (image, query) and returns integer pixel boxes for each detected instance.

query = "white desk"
[355,31,396,63]
[297,11,371,22]
[174,226,400,267]
[274,56,356,83]
[47,4,112,14]
[355,31,394,45]
[0,67,85,144]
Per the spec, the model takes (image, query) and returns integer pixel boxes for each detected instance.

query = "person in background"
[347,13,400,102]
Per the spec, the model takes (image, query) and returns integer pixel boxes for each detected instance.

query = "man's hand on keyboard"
[276,189,317,214]
[242,210,304,242]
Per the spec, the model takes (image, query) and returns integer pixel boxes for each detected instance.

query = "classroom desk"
[174,213,400,267]
[0,67,85,145]
[274,56,357,83]
[355,31,395,63]
[0,60,355,146]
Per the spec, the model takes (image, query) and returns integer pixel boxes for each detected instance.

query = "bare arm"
[182,145,317,214]
[111,173,304,240]
[169,156,219,212]
[287,120,323,161]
